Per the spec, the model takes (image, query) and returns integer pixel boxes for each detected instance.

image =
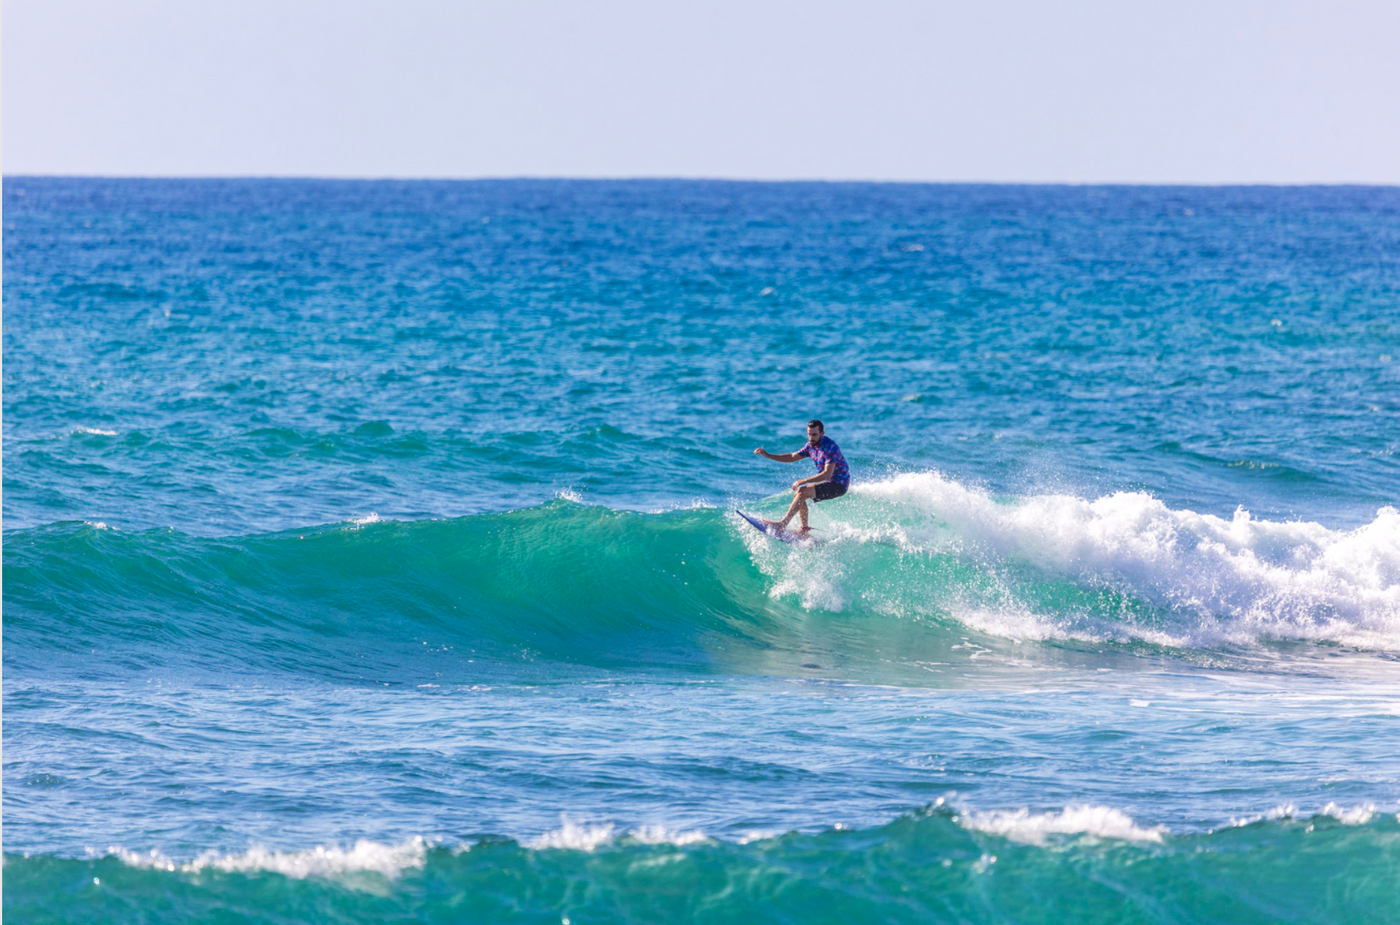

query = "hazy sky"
[6,0,1398,182]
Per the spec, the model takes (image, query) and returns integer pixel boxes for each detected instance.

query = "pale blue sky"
[6,0,1398,182]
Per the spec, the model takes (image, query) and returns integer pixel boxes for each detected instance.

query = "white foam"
[629,825,711,846]
[348,512,382,527]
[556,489,584,504]
[735,828,784,845]
[1230,802,1378,828]
[109,837,427,881]
[524,821,616,851]
[523,820,711,851]
[956,806,1166,844]
[1228,804,1297,828]
[735,510,853,612]
[71,426,118,436]
[764,471,1400,650]
[1320,802,1376,825]
[770,562,849,612]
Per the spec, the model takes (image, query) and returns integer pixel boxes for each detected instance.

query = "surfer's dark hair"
[807,419,824,433]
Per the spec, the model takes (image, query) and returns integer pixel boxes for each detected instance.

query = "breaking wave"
[5,473,1397,683]
[755,471,1400,650]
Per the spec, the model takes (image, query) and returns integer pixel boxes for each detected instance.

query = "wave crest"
[755,472,1400,650]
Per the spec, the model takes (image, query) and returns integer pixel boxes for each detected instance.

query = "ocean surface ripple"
[5,179,1399,924]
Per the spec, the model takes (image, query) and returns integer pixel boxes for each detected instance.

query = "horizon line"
[6,174,1399,189]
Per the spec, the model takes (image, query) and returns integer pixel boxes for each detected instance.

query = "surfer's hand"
[754,448,766,457]
[791,481,803,491]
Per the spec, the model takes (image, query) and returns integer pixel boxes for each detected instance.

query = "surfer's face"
[807,426,822,445]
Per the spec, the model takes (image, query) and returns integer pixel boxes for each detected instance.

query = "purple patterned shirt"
[796,436,850,487]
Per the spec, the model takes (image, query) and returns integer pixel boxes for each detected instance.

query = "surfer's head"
[807,419,824,444]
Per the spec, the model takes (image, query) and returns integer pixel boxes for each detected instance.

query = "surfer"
[753,419,850,534]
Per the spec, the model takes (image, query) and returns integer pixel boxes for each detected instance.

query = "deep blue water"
[5,178,1400,923]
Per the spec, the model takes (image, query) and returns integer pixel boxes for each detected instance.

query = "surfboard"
[736,509,815,545]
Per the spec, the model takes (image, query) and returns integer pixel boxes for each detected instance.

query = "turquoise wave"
[4,503,775,679]
[6,502,1032,683]
[7,809,1397,924]
[6,485,1398,682]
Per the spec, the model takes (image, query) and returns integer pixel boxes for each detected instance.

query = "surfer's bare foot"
[762,519,784,528]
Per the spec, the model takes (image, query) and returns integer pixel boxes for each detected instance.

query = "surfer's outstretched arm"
[754,448,802,462]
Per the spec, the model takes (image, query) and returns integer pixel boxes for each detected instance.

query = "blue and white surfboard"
[735,509,815,545]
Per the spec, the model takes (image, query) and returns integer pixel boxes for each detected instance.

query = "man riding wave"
[753,419,850,534]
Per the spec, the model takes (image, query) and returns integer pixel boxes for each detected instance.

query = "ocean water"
[5,178,1400,923]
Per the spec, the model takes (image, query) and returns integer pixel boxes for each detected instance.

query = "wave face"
[6,502,786,681]
[7,474,1399,685]
[7,810,1398,925]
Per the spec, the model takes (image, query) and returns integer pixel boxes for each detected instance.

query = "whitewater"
[6,178,1400,924]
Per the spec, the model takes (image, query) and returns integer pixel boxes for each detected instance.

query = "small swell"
[111,837,428,882]
[8,808,1395,923]
[955,805,1166,844]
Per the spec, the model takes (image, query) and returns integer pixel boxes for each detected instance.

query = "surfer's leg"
[797,486,813,532]
[784,486,815,532]
[773,492,800,528]
[775,486,814,530]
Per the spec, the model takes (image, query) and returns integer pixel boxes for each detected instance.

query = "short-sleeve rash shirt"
[796,435,850,487]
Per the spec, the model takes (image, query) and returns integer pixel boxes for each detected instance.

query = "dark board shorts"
[813,481,849,503]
